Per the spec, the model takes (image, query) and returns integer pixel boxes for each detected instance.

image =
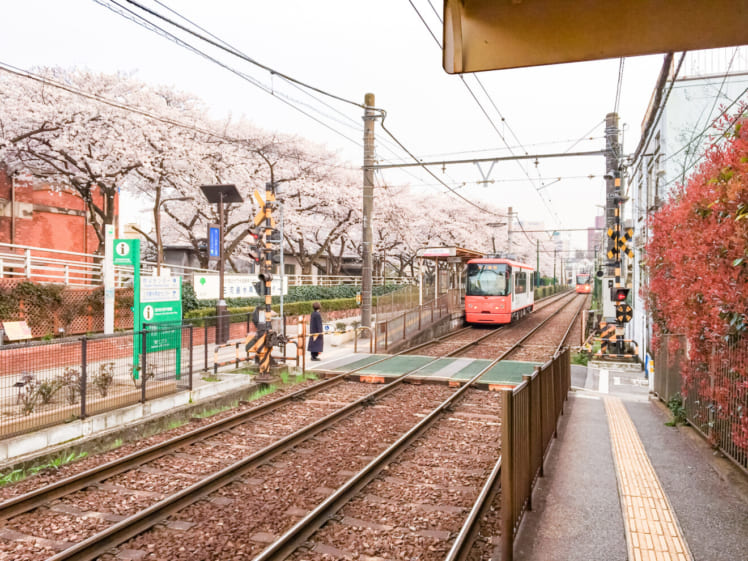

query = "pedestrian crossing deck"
[312,352,539,386]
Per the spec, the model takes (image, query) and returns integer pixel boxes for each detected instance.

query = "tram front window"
[467,264,509,296]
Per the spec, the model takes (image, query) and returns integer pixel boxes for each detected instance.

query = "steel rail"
[499,292,583,361]
[0,374,348,521]
[444,295,585,561]
[253,293,579,560]
[556,294,590,355]
[42,344,481,560]
[0,339,431,522]
[12,291,579,558]
[407,290,573,357]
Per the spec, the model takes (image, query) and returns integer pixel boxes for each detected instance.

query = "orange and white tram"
[575,273,592,294]
[465,257,535,324]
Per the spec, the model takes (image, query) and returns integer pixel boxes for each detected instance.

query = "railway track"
[251,292,584,560]
[0,291,585,560]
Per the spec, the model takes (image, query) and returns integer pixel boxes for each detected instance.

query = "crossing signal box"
[616,303,633,324]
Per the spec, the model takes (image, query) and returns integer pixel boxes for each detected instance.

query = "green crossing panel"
[356,355,434,376]
[479,360,540,385]
[452,360,494,380]
[418,358,460,377]
[328,355,391,372]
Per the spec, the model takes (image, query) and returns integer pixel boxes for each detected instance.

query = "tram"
[575,273,592,294]
[465,257,535,324]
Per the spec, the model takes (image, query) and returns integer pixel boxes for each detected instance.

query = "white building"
[628,47,748,364]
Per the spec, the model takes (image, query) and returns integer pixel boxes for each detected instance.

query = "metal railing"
[500,348,571,560]
[654,335,747,473]
[0,242,413,289]
[373,290,460,352]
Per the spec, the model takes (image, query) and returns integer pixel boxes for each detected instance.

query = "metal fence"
[500,348,571,561]
[373,291,459,352]
[654,335,747,473]
[0,328,193,439]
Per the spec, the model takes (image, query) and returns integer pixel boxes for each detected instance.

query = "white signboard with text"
[141,276,181,303]
[193,274,288,300]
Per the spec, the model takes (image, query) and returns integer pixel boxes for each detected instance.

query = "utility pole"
[604,113,620,274]
[507,206,513,256]
[536,239,540,286]
[361,93,376,334]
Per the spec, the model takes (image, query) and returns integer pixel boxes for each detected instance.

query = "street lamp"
[200,184,244,344]
[486,222,506,254]
[156,196,193,275]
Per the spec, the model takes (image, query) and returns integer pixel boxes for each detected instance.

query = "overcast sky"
[0,0,667,249]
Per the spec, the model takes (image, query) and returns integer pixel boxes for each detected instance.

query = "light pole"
[156,196,193,275]
[486,222,506,255]
[200,185,244,344]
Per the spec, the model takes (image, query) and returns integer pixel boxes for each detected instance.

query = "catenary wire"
[94,0,365,148]
[407,0,565,228]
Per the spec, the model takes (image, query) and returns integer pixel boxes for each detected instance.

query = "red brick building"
[0,167,119,284]
[0,167,118,254]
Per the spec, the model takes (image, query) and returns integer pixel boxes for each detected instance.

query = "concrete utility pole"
[507,206,513,255]
[604,112,620,272]
[361,93,376,334]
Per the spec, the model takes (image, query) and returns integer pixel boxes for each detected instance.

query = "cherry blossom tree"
[0,68,155,253]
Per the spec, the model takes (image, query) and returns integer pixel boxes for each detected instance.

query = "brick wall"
[0,168,118,261]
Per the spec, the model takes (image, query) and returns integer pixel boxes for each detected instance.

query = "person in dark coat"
[308,301,323,361]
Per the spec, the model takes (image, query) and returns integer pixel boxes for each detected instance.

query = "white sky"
[0,0,666,250]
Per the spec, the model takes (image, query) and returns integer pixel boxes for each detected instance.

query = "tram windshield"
[467,263,509,296]
[576,274,591,285]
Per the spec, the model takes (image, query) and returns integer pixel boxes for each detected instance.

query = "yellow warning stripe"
[604,397,693,561]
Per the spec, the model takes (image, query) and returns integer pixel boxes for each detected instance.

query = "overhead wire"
[613,57,625,114]
[679,47,740,172]
[409,0,565,228]
[94,0,365,148]
[125,0,364,110]
[108,0,413,164]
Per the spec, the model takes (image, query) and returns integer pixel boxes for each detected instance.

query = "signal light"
[610,287,629,302]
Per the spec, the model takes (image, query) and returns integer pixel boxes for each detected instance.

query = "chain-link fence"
[654,334,747,473]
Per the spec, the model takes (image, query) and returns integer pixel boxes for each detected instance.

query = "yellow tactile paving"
[604,397,693,561]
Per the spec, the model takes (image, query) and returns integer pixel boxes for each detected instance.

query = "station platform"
[514,364,748,561]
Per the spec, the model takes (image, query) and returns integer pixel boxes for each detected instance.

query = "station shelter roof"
[416,246,483,264]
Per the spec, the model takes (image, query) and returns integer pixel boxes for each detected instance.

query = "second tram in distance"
[465,257,535,324]
[575,272,592,294]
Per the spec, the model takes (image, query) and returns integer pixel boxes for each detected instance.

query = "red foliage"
[644,114,748,449]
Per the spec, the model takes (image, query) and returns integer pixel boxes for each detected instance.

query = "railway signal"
[610,286,629,303]
[247,183,288,381]
[616,303,633,324]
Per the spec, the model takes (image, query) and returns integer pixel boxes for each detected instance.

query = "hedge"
[183,296,368,325]
[182,282,404,314]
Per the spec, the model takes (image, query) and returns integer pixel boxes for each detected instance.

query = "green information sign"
[140,275,183,377]
[110,238,183,380]
[113,239,139,267]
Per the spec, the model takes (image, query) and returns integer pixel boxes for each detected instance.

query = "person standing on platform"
[308,301,324,361]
